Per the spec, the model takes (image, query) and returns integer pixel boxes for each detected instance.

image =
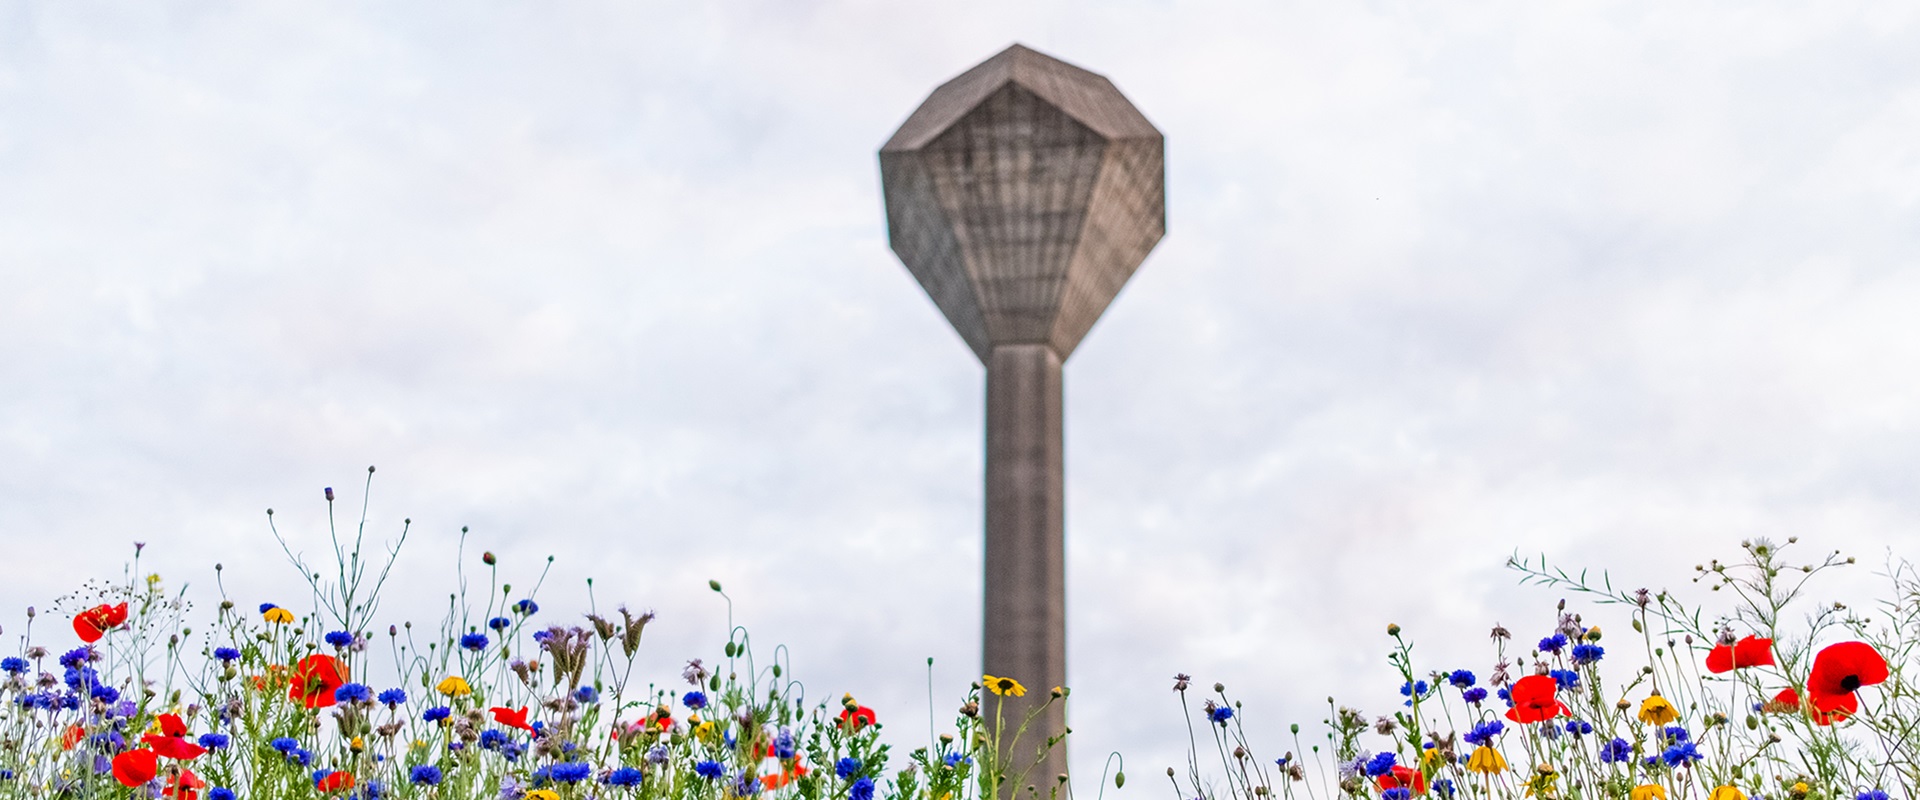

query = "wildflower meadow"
[5,476,1914,800]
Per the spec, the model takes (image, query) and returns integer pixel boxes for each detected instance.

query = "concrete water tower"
[879,43,1166,786]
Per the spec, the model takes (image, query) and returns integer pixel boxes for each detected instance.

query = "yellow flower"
[262,607,296,624]
[694,720,718,740]
[1709,786,1745,800]
[1790,783,1810,799]
[1637,694,1677,725]
[982,674,1027,697]
[1631,785,1668,800]
[1524,764,1559,799]
[349,736,365,753]
[1466,746,1507,775]
[436,676,472,697]
[526,792,560,800]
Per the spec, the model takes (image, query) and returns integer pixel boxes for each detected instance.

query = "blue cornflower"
[1,658,29,674]
[209,790,236,800]
[59,648,92,669]
[1463,720,1505,746]
[851,777,876,800]
[1661,742,1702,767]
[513,599,539,615]
[1461,687,1488,705]
[1365,752,1397,777]
[1564,720,1593,736]
[1209,705,1234,724]
[733,771,764,797]
[1383,789,1411,800]
[459,633,490,652]
[423,706,452,723]
[198,733,230,750]
[409,765,443,786]
[836,758,863,779]
[774,727,797,759]
[1496,688,1512,704]
[1662,726,1690,744]
[488,616,512,631]
[258,603,279,614]
[213,648,241,662]
[324,631,354,648]
[479,730,508,751]
[1858,792,1890,800]
[945,752,972,768]
[1548,669,1580,690]
[334,683,374,704]
[646,745,671,764]
[1448,670,1475,689]
[1570,644,1604,665]
[270,737,300,753]
[608,767,644,786]
[378,688,407,708]
[695,760,726,780]
[1400,680,1429,698]
[1433,779,1456,799]
[1538,634,1569,654]
[357,781,386,800]
[1599,738,1633,763]
[551,763,592,783]
[683,691,708,709]
[289,748,314,767]
[574,686,599,704]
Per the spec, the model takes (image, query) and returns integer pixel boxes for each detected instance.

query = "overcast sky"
[4,0,1919,787]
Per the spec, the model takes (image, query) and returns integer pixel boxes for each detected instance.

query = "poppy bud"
[1213,683,1225,693]
[483,552,496,566]
[1116,773,1126,789]
[709,580,723,592]
[1167,768,1176,778]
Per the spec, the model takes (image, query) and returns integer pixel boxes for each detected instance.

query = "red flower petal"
[61,724,86,750]
[156,714,189,738]
[1502,675,1564,724]
[1808,642,1888,698]
[112,748,159,787]
[316,771,356,792]
[1733,636,1775,669]
[167,768,205,800]
[143,733,207,761]
[1375,766,1427,794]
[1705,643,1734,674]
[490,706,534,732]
[837,705,878,730]
[289,655,348,709]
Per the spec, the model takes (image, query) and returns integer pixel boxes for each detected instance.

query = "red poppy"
[1375,765,1427,794]
[61,724,86,750]
[1772,687,1856,726]
[112,748,159,787]
[1503,675,1567,724]
[315,770,356,792]
[490,706,534,732]
[1808,641,1888,710]
[763,763,809,789]
[74,603,130,643]
[837,705,878,730]
[142,714,206,761]
[166,768,206,800]
[1705,636,1775,673]
[288,654,348,709]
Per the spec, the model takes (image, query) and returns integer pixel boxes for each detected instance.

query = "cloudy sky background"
[5,0,1920,785]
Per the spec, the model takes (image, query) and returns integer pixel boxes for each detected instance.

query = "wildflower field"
[6,476,1915,800]
[0,478,1067,800]
[1169,538,1919,800]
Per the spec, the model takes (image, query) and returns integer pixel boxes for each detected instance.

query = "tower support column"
[982,342,1067,789]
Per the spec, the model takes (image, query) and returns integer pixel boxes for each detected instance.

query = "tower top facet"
[880,44,1166,362]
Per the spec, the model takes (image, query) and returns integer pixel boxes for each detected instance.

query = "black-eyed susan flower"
[1630,785,1667,800]
[261,604,295,625]
[982,674,1026,697]
[1466,747,1506,775]
[1637,694,1678,726]
[1709,786,1745,800]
